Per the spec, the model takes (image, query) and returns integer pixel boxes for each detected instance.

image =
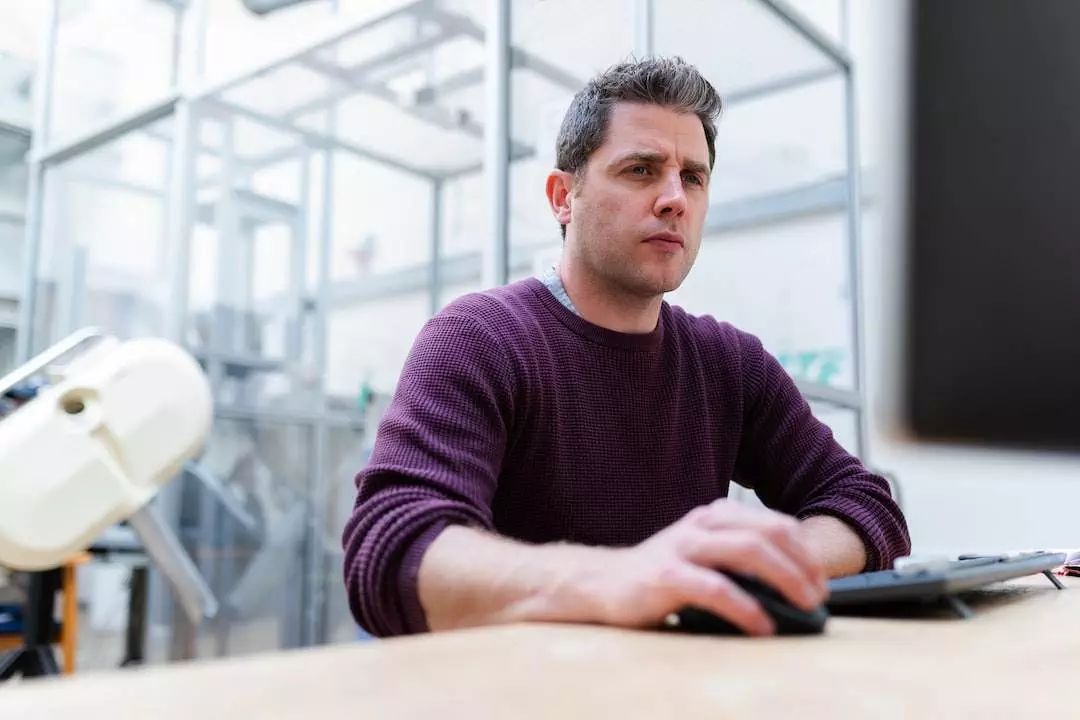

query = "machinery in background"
[0,327,218,679]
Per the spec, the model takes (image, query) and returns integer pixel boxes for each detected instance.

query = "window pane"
[653,0,835,97]
[34,118,172,351]
[710,75,846,204]
[509,0,636,253]
[50,0,178,143]
[668,212,855,390]
[327,291,430,397]
[787,0,846,45]
[253,1,492,177]
[327,153,433,280]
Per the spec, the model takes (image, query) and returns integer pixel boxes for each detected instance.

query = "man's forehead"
[602,104,709,161]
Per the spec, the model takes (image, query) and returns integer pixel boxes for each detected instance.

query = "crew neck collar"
[525,276,665,351]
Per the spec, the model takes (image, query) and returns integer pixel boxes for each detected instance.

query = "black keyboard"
[827,551,1067,612]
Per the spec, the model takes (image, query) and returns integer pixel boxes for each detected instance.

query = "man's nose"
[654,171,687,217]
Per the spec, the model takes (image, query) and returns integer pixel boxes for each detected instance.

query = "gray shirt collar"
[538,264,580,316]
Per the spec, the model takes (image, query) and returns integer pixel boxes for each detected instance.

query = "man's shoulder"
[662,301,764,359]
[404,280,544,383]
[662,303,785,407]
[430,277,545,344]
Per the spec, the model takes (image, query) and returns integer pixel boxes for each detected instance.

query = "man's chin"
[627,274,685,298]
[599,261,690,298]
[647,267,691,294]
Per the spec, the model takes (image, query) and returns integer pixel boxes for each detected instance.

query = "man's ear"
[546,169,574,226]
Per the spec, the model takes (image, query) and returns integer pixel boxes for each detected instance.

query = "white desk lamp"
[0,328,219,626]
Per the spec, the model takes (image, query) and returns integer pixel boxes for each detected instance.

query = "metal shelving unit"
[0,103,30,370]
[13,0,872,658]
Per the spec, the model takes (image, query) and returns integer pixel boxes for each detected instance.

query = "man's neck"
[556,260,662,334]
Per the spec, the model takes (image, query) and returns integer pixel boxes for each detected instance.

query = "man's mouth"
[644,232,684,248]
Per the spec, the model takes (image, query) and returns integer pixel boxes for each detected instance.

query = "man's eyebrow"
[683,159,711,177]
[612,150,711,176]
[611,150,667,166]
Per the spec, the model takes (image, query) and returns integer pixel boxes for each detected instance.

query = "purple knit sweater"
[342,277,910,638]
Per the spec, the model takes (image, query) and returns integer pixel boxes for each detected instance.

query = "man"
[342,56,910,639]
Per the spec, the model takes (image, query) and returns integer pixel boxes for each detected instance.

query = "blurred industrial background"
[2,0,1076,673]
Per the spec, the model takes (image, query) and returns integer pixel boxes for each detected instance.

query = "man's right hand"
[417,499,827,636]
[582,499,828,636]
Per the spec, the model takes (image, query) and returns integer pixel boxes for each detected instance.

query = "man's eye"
[629,165,649,175]
[683,172,703,185]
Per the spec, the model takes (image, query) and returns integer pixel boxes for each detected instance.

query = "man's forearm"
[798,515,868,577]
[417,524,616,631]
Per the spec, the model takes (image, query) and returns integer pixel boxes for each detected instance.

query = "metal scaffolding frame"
[14,0,869,655]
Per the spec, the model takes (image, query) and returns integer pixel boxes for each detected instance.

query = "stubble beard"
[578,221,689,301]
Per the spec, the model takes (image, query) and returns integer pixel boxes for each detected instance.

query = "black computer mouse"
[665,573,829,636]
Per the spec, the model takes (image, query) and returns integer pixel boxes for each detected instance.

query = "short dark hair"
[554,56,723,238]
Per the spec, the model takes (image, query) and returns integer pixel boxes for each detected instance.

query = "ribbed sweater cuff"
[397,519,452,635]
[797,500,895,572]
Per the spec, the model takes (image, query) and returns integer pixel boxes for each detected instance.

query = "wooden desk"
[2,576,1077,718]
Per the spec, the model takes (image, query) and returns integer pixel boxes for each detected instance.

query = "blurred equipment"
[898,0,1080,452]
[0,328,219,679]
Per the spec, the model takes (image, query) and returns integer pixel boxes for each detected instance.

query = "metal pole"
[209,117,237,377]
[164,0,207,343]
[158,0,209,663]
[304,0,340,647]
[162,81,202,664]
[843,65,868,460]
[756,0,852,70]
[722,67,838,106]
[63,245,87,334]
[290,155,312,366]
[32,95,180,168]
[298,148,325,647]
[482,0,511,288]
[207,97,434,181]
[429,179,443,315]
[840,0,850,47]
[634,0,654,57]
[305,146,334,647]
[187,1,424,105]
[794,379,862,412]
[15,0,61,363]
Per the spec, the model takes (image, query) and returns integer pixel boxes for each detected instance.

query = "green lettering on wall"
[777,348,845,386]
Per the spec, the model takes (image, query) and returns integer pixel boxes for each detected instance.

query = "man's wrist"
[798,514,869,577]
[503,543,622,626]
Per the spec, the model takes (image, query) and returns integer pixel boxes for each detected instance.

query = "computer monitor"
[884,0,1080,454]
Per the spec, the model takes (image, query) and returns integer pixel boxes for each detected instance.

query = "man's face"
[558,102,711,298]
